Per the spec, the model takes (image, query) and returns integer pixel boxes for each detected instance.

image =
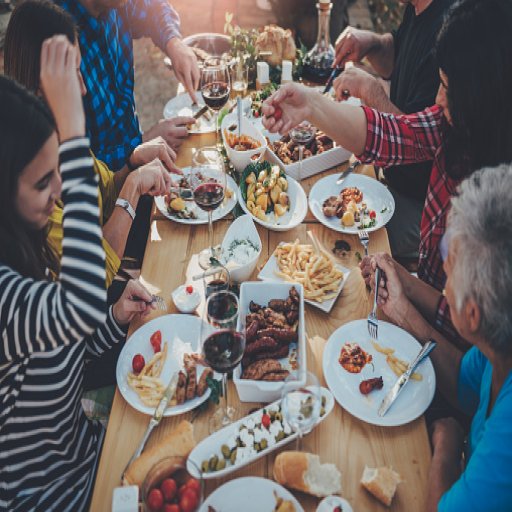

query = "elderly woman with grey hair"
[367,164,512,511]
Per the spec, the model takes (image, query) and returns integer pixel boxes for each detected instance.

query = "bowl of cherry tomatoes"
[143,457,202,512]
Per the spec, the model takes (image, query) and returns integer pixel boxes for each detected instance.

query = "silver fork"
[367,267,381,339]
[358,229,370,256]
[131,294,167,311]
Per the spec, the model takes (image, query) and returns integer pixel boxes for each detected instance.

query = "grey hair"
[446,163,512,355]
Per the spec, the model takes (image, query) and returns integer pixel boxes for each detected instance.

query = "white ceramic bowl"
[316,496,353,512]
[171,285,201,313]
[220,215,262,283]
[221,113,267,172]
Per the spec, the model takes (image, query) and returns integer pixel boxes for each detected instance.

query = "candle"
[281,60,293,84]
[256,62,270,89]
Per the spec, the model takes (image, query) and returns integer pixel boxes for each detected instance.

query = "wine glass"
[281,370,321,450]
[289,121,316,181]
[203,264,230,298]
[230,57,248,99]
[201,290,245,432]
[190,148,226,269]
[200,58,231,146]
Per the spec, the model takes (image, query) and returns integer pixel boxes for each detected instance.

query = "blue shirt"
[438,347,512,511]
[55,0,181,170]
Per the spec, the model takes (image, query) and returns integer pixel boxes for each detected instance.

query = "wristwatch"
[115,198,136,220]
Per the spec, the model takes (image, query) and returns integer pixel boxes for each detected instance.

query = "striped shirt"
[0,138,127,511]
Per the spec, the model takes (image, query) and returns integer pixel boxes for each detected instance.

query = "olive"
[208,455,219,471]
[201,460,209,473]
[221,444,231,459]
[269,411,276,421]
[230,448,238,464]
[260,439,268,450]
[216,458,226,471]
[254,442,261,452]
[276,431,285,441]
[275,412,283,422]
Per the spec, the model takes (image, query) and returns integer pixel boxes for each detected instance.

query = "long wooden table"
[90,133,431,511]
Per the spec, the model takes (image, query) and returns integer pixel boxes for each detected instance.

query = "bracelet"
[115,198,136,221]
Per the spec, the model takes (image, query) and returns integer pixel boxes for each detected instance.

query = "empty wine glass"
[201,290,245,432]
[281,370,321,450]
[190,147,226,269]
[289,121,316,181]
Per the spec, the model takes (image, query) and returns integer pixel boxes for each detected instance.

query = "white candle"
[257,62,270,85]
[281,60,293,83]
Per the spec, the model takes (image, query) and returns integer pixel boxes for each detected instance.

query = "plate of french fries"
[323,319,436,427]
[116,314,221,417]
[258,233,350,312]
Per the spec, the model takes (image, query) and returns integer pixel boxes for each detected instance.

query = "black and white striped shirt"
[0,138,127,511]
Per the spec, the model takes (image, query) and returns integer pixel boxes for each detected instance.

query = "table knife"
[121,372,179,480]
[323,67,343,95]
[193,105,209,120]
[336,160,361,185]
[378,340,437,417]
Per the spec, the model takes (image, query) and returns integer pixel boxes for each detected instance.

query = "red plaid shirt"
[358,105,469,350]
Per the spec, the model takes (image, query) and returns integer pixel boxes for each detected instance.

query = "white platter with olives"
[187,387,334,479]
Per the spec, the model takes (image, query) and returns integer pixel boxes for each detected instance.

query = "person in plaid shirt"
[262,0,512,350]
[54,0,199,170]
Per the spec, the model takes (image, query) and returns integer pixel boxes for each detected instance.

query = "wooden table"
[90,133,431,511]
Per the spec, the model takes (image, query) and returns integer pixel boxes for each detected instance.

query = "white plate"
[116,315,220,417]
[238,174,308,232]
[199,477,305,512]
[257,243,350,313]
[316,496,353,512]
[309,173,395,234]
[188,387,334,480]
[155,168,237,225]
[163,91,215,134]
[323,319,435,427]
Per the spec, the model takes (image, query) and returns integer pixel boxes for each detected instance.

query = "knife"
[323,67,343,95]
[378,340,437,417]
[336,160,361,185]
[121,372,179,480]
[193,105,209,120]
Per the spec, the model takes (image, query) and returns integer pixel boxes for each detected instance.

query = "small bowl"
[316,496,353,512]
[221,113,267,172]
[220,214,262,283]
[172,285,201,313]
[142,457,203,512]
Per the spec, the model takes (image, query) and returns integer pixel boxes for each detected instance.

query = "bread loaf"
[360,466,401,506]
[273,451,342,497]
[123,420,195,487]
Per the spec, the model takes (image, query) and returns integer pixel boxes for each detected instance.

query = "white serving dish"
[238,173,308,232]
[187,387,334,480]
[171,284,201,313]
[220,214,262,283]
[233,281,306,403]
[317,496,353,512]
[258,242,351,313]
[221,112,267,172]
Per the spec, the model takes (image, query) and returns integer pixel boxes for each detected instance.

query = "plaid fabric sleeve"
[126,0,182,51]
[435,295,472,352]
[357,105,444,168]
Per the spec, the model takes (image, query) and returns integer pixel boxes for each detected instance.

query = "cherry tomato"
[163,505,180,512]
[178,484,189,500]
[334,507,342,512]
[160,478,177,502]
[185,478,200,496]
[147,488,164,511]
[132,354,145,374]
[150,330,162,353]
[253,111,260,118]
[369,210,376,219]
[185,285,194,294]
[261,413,271,429]
[179,489,199,512]
[273,105,283,121]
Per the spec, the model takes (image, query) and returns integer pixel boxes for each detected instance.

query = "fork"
[358,229,370,256]
[367,267,381,339]
[131,294,167,311]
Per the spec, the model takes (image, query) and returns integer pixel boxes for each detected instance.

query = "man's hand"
[40,36,85,140]
[261,83,314,135]
[126,158,172,197]
[130,136,179,173]
[143,116,195,151]
[334,26,379,68]
[166,37,200,102]
[333,66,381,103]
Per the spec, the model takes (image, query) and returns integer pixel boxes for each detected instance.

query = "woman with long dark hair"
[263,0,512,349]
[0,37,154,510]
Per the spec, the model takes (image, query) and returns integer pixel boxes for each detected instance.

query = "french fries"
[371,340,422,381]
[274,238,344,303]
[127,343,169,407]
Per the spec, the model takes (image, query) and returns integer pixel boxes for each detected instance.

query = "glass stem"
[215,111,221,149]
[296,430,303,451]
[222,373,229,416]
[208,211,214,259]
[298,144,304,182]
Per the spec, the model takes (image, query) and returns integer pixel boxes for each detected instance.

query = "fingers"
[171,116,196,126]
[126,279,153,303]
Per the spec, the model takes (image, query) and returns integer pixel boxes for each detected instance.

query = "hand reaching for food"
[113,279,154,325]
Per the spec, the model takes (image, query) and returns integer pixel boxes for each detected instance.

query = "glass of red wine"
[190,148,226,269]
[203,264,230,299]
[200,58,231,146]
[201,290,245,432]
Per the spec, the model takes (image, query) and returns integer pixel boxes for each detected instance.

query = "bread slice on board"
[360,466,402,506]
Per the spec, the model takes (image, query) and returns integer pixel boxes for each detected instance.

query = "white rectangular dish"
[233,281,306,403]
[187,387,334,479]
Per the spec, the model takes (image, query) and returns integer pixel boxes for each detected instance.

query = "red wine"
[203,330,244,373]
[193,182,224,212]
[201,81,230,110]
[206,278,229,298]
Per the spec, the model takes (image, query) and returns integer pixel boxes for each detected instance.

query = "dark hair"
[436,0,512,178]
[0,75,59,280]
[4,0,77,93]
